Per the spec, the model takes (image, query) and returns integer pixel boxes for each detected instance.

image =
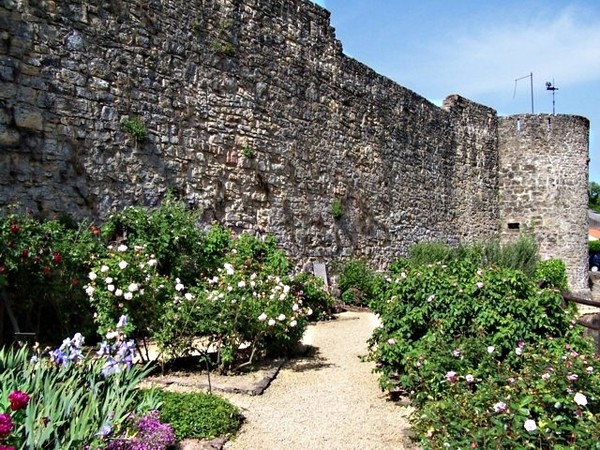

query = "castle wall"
[0,0,589,287]
[498,115,590,293]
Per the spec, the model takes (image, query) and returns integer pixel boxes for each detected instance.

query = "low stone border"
[144,357,286,396]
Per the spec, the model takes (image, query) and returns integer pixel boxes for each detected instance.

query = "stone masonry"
[0,0,590,291]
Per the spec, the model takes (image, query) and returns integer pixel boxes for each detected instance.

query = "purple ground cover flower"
[106,411,174,450]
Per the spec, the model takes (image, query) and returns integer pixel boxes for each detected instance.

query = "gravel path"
[222,311,417,450]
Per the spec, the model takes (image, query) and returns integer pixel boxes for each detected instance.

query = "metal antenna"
[513,72,534,114]
[546,79,558,115]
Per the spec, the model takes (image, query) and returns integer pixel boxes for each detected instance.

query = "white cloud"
[414,6,600,98]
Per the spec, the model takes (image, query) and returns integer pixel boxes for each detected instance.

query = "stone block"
[14,107,43,131]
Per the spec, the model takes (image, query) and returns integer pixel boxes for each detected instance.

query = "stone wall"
[499,115,590,293]
[0,0,589,286]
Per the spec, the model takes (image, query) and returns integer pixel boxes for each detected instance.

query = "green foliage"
[330,199,343,220]
[101,193,207,285]
[289,272,335,321]
[120,116,147,143]
[589,240,600,253]
[406,241,454,266]
[85,243,174,353]
[210,40,236,56]
[589,181,600,212]
[0,342,157,449]
[337,258,377,306]
[392,235,539,277]
[369,244,599,449]
[240,146,254,159]
[535,258,569,291]
[0,208,104,343]
[158,391,242,441]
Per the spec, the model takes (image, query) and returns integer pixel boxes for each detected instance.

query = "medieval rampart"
[0,0,589,289]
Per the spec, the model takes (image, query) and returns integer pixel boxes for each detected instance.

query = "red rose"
[8,390,30,411]
[10,224,19,233]
[53,252,61,263]
[21,249,29,259]
[42,266,51,275]
[91,225,100,236]
[0,413,13,438]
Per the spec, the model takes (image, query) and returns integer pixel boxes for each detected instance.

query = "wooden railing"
[562,292,600,331]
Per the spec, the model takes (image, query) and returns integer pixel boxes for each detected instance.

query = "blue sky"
[311,0,600,182]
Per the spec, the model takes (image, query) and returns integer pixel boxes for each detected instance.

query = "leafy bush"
[337,258,377,306]
[535,258,569,291]
[330,199,343,219]
[121,117,147,143]
[289,272,335,321]
[101,194,207,285]
[85,243,174,354]
[369,243,600,448]
[589,240,600,253]
[0,208,104,343]
[158,391,242,441]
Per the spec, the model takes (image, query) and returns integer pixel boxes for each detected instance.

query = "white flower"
[238,281,246,288]
[124,292,133,300]
[85,286,95,296]
[117,244,128,252]
[493,402,507,413]
[283,285,290,294]
[100,265,109,273]
[268,319,276,326]
[88,271,97,281]
[227,285,233,292]
[289,319,297,327]
[128,283,139,292]
[185,293,193,301]
[524,419,537,432]
[465,374,474,383]
[487,346,495,354]
[258,313,268,321]
[105,277,113,284]
[515,347,523,356]
[147,259,157,267]
[306,308,313,316]
[542,373,551,380]
[118,260,128,270]
[115,288,123,297]
[117,315,128,328]
[387,338,396,345]
[400,272,407,279]
[224,263,234,275]
[175,282,184,291]
[574,392,588,406]
[250,273,257,280]
[476,282,484,289]
[107,284,115,292]
[587,366,594,374]
[250,280,256,288]
[279,293,286,301]
[106,331,119,340]
[277,314,286,321]
[292,303,299,311]
[427,294,435,303]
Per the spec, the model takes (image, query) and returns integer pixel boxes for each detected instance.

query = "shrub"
[535,258,569,291]
[289,272,335,321]
[101,194,207,285]
[337,258,377,306]
[406,241,454,266]
[157,391,242,441]
[330,199,343,220]
[121,117,147,143]
[589,240,600,253]
[369,243,600,449]
[0,209,104,343]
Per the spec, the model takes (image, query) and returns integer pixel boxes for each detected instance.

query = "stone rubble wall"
[0,0,589,285]
[499,115,590,293]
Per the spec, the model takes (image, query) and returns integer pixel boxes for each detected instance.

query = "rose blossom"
[8,390,30,411]
[574,392,588,406]
[493,401,507,413]
[0,413,13,439]
[524,419,537,432]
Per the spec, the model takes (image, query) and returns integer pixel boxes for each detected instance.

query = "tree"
[590,182,600,212]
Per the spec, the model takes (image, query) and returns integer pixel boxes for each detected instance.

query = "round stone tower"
[498,114,590,294]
